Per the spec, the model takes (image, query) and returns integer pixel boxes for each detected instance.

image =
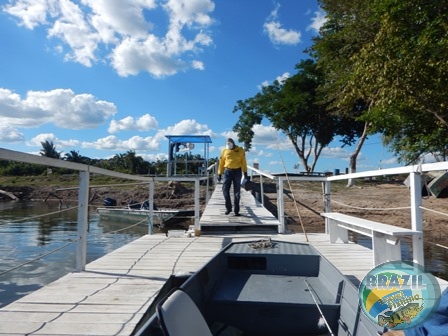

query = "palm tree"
[39,141,61,159]
[64,150,89,164]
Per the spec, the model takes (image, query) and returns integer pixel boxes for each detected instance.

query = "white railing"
[0,148,210,272]
[3,146,447,270]
[236,161,448,267]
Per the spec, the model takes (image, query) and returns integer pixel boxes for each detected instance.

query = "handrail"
[2,147,448,270]
[0,148,210,271]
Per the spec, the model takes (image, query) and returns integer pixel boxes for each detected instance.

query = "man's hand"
[217,175,222,183]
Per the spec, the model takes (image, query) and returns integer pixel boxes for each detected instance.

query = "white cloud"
[192,60,205,70]
[82,134,159,151]
[0,88,116,129]
[380,157,398,165]
[108,114,158,133]
[259,72,290,89]
[0,125,25,143]
[263,4,301,46]
[321,146,350,159]
[27,133,81,151]
[3,0,49,29]
[4,0,215,77]
[252,124,285,147]
[28,133,58,147]
[307,10,326,33]
[161,119,214,138]
[81,118,213,152]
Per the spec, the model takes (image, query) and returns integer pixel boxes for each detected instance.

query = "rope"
[248,237,276,249]
[331,199,410,211]
[0,239,79,277]
[102,217,149,235]
[273,137,309,242]
[426,241,448,250]
[0,206,79,224]
[304,279,335,336]
[419,206,448,218]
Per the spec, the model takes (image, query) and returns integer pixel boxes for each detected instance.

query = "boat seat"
[157,288,213,336]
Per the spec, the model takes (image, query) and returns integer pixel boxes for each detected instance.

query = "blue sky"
[0,0,398,174]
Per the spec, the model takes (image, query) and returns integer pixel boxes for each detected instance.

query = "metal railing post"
[277,177,285,233]
[323,181,331,234]
[409,171,424,265]
[149,180,155,235]
[194,178,201,236]
[76,170,89,272]
[259,174,264,206]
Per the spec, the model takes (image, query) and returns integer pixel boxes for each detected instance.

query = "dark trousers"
[222,169,242,213]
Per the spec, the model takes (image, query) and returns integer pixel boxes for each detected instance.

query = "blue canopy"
[165,135,212,143]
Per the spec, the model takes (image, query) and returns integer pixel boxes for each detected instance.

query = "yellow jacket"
[218,146,247,175]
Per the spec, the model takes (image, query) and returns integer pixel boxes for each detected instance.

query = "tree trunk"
[347,122,370,187]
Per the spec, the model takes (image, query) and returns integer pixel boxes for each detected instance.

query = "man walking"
[218,138,248,216]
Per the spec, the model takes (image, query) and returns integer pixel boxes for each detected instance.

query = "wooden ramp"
[199,185,280,233]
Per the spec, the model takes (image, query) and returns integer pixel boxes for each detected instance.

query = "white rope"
[426,241,448,250]
[102,217,149,235]
[419,206,448,218]
[304,279,335,336]
[0,239,79,277]
[273,136,309,242]
[0,206,79,224]
[331,199,410,211]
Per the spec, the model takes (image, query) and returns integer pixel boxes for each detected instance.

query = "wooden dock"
[199,185,281,233]
[0,187,446,335]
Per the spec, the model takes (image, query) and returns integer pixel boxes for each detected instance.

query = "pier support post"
[409,171,424,266]
[76,170,89,272]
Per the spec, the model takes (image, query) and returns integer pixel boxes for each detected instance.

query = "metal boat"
[97,207,194,228]
[131,238,382,335]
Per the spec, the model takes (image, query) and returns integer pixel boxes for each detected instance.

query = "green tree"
[313,0,448,164]
[39,141,61,159]
[233,59,363,172]
[64,150,89,164]
[109,150,148,174]
[310,0,379,183]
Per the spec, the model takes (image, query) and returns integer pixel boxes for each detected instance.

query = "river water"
[0,200,148,308]
[0,201,447,309]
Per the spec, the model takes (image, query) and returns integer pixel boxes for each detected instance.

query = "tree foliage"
[313,0,448,164]
[39,141,61,159]
[232,59,364,172]
[64,150,89,164]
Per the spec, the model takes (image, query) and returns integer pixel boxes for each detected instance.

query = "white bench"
[321,212,421,266]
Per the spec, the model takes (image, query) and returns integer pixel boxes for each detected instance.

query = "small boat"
[96,207,194,228]
[131,238,382,335]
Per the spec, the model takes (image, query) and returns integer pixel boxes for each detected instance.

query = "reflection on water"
[350,233,448,281]
[0,201,147,308]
